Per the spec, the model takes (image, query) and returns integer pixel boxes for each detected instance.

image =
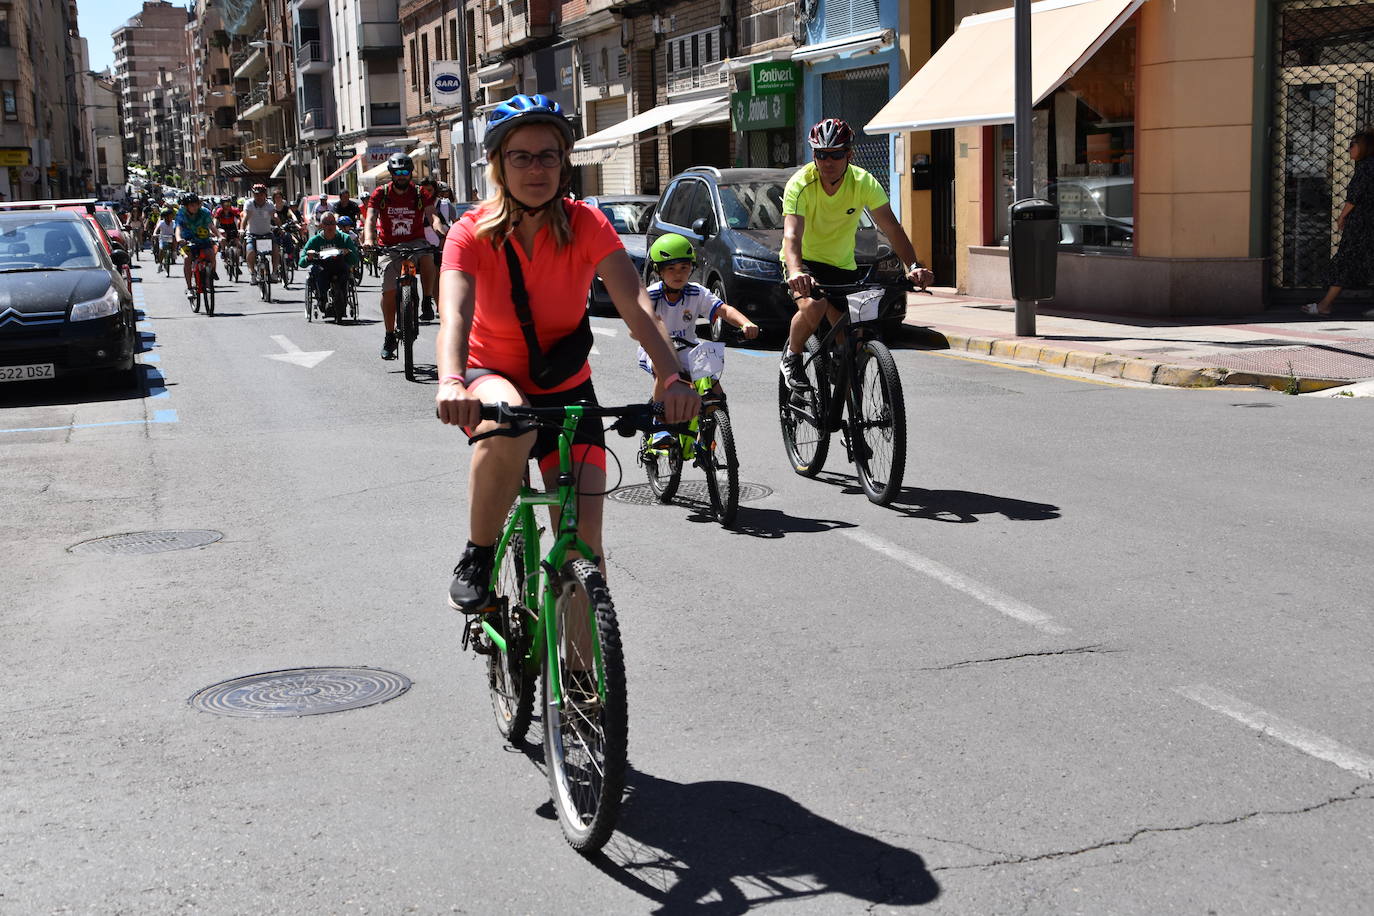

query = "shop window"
[992,20,1135,253]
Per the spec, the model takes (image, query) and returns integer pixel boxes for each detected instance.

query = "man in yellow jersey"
[779,118,934,390]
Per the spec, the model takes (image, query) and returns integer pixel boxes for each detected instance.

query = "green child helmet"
[649,233,696,269]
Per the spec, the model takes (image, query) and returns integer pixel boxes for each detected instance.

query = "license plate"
[0,363,55,382]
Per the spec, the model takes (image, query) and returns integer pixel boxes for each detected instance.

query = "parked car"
[54,202,117,257]
[644,167,909,334]
[92,207,131,254]
[583,194,655,311]
[0,206,137,384]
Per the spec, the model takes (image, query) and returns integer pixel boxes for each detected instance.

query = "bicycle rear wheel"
[702,408,739,528]
[641,431,681,503]
[778,336,831,477]
[487,513,535,744]
[543,558,627,853]
[852,340,906,505]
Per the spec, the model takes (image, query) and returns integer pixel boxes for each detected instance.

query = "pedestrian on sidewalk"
[1303,129,1374,318]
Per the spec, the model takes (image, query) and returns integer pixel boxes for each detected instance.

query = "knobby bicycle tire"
[488,514,535,745]
[641,431,682,503]
[778,335,831,477]
[190,267,202,314]
[204,270,215,316]
[852,340,906,506]
[703,408,740,528]
[399,281,418,381]
[543,558,627,854]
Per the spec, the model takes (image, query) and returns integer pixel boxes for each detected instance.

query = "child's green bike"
[639,334,741,528]
[463,400,655,853]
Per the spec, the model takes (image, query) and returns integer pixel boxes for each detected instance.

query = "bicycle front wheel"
[852,340,907,505]
[641,431,681,503]
[399,281,418,381]
[702,408,739,528]
[487,516,535,744]
[204,274,215,316]
[543,559,627,853]
[778,336,831,477]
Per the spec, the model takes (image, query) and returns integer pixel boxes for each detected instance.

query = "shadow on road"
[0,360,162,408]
[679,499,857,538]
[583,769,940,913]
[815,472,1060,523]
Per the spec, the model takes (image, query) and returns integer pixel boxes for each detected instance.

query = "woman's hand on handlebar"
[436,377,482,428]
[654,375,700,426]
[787,271,814,299]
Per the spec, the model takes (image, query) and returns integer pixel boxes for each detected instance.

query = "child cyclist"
[639,233,759,445]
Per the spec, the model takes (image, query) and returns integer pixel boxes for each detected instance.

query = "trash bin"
[1009,198,1059,301]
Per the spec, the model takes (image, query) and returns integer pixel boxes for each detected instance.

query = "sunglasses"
[814,149,850,161]
[392,169,411,177]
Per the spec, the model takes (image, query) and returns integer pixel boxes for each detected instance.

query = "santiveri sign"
[731,91,795,132]
[750,61,798,95]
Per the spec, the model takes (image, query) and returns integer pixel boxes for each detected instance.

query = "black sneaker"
[448,544,495,613]
[420,297,435,322]
[779,352,810,392]
[380,331,398,360]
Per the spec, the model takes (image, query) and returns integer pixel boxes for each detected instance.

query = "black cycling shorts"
[801,259,866,309]
[462,372,606,474]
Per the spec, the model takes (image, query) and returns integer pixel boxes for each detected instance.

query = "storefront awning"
[865,0,1145,134]
[269,152,292,180]
[322,153,360,184]
[361,159,390,183]
[220,160,249,177]
[792,28,893,64]
[407,143,431,161]
[571,97,729,166]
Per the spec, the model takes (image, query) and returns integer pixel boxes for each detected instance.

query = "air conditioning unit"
[652,14,665,34]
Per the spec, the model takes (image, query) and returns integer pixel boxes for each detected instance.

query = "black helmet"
[180,193,200,205]
[387,153,413,175]
[484,94,576,155]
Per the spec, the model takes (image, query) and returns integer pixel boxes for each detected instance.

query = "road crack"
[921,645,1115,671]
[932,787,1373,872]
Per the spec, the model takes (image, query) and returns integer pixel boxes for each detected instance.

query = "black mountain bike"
[379,244,435,381]
[778,279,912,505]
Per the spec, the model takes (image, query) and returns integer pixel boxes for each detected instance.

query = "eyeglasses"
[504,149,564,170]
[814,149,849,161]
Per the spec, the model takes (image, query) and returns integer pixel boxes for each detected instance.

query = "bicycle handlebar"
[477,401,664,437]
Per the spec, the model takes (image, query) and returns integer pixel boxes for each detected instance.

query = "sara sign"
[731,91,795,132]
[750,61,798,95]
[431,60,464,105]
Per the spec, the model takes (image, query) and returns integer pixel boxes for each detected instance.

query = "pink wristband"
[440,375,466,385]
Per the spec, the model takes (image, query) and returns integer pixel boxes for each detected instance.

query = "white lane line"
[841,529,1069,635]
[1176,685,1374,780]
[592,326,618,337]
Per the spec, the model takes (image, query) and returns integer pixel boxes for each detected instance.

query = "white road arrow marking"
[265,334,333,369]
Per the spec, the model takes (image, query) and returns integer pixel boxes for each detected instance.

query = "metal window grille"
[821,64,891,195]
[741,3,796,47]
[1270,0,1374,289]
[824,0,879,40]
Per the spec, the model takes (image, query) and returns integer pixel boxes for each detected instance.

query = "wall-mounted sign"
[751,61,798,95]
[432,61,464,106]
[731,91,795,132]
[366,145,403,165]
[0,147,31,167]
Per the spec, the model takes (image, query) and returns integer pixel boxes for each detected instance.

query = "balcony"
[297,40,331,73]
[299,107,336,140]
[359,22,402,59]
[234,47,268,81]
[666,65,730,97]
[486,0,555,55]
[240,84,278,121]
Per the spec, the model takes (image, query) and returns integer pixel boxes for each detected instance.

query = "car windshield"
[596,201,653,234]
[0,220,104,270]
[95,211,120,230]
[719,181,875,230]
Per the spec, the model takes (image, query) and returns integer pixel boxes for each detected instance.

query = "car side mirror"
[111,249,130,267]
[691,216,714,239]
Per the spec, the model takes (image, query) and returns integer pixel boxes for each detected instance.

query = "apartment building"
[113,1,190,168]
[397,0,480,195]
[187,0,239,195]
[85,71,124,199]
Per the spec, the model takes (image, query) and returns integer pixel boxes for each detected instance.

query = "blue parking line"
[0,410,179,435]
[142,352,160,363]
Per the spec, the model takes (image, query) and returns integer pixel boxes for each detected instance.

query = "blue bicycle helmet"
[484,94,576,155]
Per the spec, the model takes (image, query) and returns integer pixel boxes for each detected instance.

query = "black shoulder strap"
[503,240,545,365]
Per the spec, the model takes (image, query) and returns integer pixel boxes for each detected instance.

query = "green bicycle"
[639,333,741,528]
[463,400,655,853]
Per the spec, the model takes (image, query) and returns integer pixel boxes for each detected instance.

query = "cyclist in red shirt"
[363,154,440,360]
[212,197,242,262]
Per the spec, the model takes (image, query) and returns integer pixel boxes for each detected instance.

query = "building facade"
[113,1,189,171]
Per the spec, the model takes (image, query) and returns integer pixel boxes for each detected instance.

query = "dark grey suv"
[644,167,908,333]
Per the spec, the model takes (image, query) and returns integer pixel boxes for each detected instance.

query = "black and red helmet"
[808,118,855,150]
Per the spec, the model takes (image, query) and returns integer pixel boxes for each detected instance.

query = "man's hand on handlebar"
[907,266,934,290]
[787,271,814,299]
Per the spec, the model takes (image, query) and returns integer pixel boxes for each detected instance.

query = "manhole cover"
[190,667,411,718]
[609,481,774,506]
[69,529,223,555]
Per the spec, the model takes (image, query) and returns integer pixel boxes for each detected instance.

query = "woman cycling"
[435,94,698,612]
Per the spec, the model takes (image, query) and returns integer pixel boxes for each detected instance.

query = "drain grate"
[609,481,774,506]
[190,667,411,718]
[69,529,223,555]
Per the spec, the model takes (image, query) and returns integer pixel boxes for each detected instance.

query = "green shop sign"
[751,61,798,95]
[731,91,795,132]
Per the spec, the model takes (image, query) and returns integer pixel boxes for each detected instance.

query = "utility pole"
[1013,0,1036,336]
[453,4,475,201]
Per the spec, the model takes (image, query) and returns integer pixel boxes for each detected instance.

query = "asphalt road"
[3,255,1373,914]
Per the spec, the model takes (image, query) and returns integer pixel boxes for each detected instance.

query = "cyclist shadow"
[585,768,941,912]
[816,473,1060,523]
[678,497,857,539]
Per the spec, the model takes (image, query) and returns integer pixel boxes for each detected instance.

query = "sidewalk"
[900,290,1374,394]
